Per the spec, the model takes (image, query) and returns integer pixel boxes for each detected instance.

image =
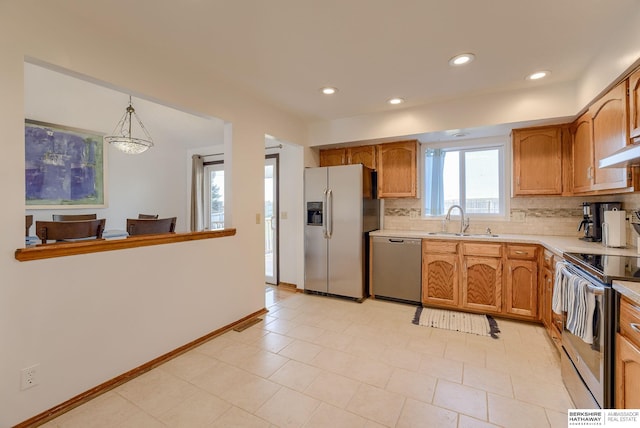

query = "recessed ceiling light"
[321,86,337,95]
[388,97,404,105]
[448,53,475,66]
[527,70,551,80]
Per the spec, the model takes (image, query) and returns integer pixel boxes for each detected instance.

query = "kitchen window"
[423,140,507,217]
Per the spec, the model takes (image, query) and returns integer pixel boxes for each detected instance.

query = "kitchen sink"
[426,232,500,238]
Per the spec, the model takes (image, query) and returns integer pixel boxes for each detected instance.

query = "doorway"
[265,155,279,284]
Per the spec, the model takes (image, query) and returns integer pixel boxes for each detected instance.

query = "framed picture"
[25,120,107,208]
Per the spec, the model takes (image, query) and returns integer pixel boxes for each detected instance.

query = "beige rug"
[413,307,500,339]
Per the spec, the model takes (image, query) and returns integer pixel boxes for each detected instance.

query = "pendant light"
[105,96,154,154]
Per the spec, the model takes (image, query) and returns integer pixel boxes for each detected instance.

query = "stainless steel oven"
[556,260,610,408]
[557,253,623,409]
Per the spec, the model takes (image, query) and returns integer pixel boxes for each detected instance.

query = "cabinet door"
[513,127,562,195]
[572,113,594,193]
[616,334,640,409]
[505,259,538,319]
[319,148,346,167]
[541,266,552,328]
[348,145,376,170]
[590,81,630,191]
[630,68,640,142]
[377,141,417,198]
[461,256,502,313]
[422,245,459,307]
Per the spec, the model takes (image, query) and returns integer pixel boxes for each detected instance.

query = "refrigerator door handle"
[322,189,329,239]
[327,189,333,238]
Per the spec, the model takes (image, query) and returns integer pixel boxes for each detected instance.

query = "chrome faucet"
[444,204,469,234]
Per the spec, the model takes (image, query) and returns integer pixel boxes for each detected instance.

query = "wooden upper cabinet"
[630,68,640,142]
[512,126,563,196]
[377,140,417,198]
[347,145,377,170]
[319,148,346,167]
[572,112,594,193]
[590,80,630,191]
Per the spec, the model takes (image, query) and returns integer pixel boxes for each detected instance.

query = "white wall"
[0,3,307,427]
[276,142,305,288]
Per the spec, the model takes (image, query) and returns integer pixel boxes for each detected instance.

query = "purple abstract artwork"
[25,121,105,207]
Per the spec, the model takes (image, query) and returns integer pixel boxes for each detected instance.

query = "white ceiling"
[29,0,640,145]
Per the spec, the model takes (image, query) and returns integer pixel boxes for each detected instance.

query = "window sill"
[15,229,236,262]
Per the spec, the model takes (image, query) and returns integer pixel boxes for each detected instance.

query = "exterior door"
[265,155,278,284]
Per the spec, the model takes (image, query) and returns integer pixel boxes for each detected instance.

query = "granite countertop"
[371,229,640,302]
[614,281,640,306]
[370,229,640,257]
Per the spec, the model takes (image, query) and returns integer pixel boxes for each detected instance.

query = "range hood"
[599,143,640,168]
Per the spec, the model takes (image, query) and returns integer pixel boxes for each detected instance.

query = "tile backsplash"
[383,193,640,245]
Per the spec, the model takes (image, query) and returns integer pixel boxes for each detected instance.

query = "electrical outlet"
[281,211,288,220]
[255,213,261,224]
[20,364,39,390]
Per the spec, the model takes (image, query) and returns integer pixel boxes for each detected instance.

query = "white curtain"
[190,155,205,231]
[425,148,445,215]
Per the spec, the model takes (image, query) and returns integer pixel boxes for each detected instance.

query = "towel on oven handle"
[553,261,597,344]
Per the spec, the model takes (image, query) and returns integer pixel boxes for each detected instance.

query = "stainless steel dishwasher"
[371,236,422,304]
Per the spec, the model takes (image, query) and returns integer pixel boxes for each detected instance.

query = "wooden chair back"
[138,214,159,219]
[126,217,176,236]
[26,215,33,236]
[52,213,97,221]
[36,219,106,243]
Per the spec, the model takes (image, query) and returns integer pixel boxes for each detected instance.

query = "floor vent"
[233,317,262,332]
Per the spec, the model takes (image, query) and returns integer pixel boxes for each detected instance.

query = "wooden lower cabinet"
[461,255,502,313]
[616,334,640,409]
[616,296,640,408]
[422,240,459,307]
[505,259,538,318]
[422,240,539,321]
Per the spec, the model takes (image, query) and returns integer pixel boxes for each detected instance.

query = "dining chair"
[52,213,97,221]
[138,214,159,219]
[126,217,176,236]
[35,219,106,244]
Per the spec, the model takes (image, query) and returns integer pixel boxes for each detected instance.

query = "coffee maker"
[578,202,622,241]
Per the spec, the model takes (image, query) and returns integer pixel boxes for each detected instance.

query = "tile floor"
[42,286,573,427]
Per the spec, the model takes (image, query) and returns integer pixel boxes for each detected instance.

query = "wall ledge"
[14,229,236,261]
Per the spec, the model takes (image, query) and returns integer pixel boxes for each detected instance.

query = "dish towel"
[553,261,598,344]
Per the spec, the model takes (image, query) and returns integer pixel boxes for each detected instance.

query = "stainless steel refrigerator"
[304,164,380,301]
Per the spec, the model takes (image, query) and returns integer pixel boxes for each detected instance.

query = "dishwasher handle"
[373,237,421,245]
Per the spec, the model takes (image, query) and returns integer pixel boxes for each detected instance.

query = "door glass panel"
[204,163,224,229]
[265,157,278,284]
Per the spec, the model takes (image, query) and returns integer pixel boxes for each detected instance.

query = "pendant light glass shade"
[105,96,154,154]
